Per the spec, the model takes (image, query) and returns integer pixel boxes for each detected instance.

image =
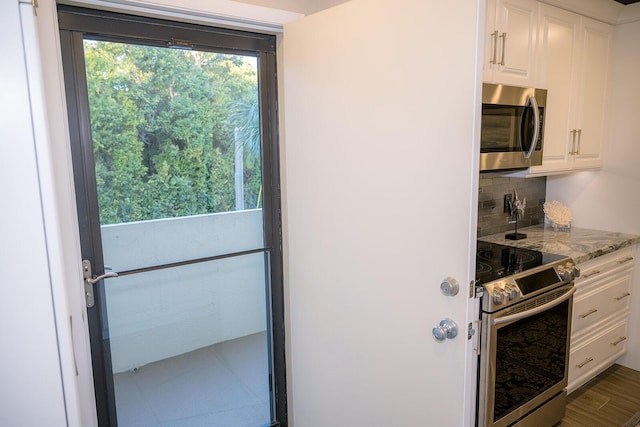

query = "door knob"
[432,318,458,342]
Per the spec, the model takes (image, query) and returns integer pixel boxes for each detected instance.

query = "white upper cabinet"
[529,3,612,175]
[531,4,580,172]
[573,18,612,170]
[484,0,539,86]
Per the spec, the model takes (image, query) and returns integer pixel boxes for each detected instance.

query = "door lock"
[440,277,459,296]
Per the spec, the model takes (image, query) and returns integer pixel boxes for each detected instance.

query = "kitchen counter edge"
[479,225,640,265]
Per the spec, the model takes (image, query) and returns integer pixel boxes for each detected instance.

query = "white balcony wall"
[101,210,267,373]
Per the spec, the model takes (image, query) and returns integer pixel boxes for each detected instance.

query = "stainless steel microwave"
[480,83,547,172]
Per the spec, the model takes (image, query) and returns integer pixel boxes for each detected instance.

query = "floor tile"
[114,372,160,427]
[213,332,270,402]
[113,332,269,427]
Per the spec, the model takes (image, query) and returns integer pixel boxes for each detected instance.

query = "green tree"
[84,41,262,224]
[84,41,147,224]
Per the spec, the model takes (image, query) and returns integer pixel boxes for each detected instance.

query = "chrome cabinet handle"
[579,308,598,318]
[611,336,627,346]
[583,269,601,278]
[576,357,594,368]
[618,256,634,264]
[569,130,577,155]
[490,30,498,64]
[576,129,582,154]
[499,32,506,66]
[614,292,631,301]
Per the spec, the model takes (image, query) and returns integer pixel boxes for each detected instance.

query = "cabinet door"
[483,0,498,82]
[492,0,538,86]
[531,4,580,174]
[573,18,612,169]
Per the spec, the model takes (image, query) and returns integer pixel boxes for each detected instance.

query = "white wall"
[0,1,68,425]
[546,6,640,370]
[235,0,349,14]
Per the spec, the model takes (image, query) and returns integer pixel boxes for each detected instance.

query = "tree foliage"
[83,41,261,225]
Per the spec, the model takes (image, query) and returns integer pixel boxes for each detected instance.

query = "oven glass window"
[493,300,569,423]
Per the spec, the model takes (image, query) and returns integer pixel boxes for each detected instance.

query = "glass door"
[59,6,285,426]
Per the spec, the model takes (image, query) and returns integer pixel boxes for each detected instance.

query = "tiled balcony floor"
[113,332,270,427]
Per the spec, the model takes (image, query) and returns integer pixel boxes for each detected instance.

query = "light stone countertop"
[479,225,640,265]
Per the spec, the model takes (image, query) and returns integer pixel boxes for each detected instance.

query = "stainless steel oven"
[476,242,580,427]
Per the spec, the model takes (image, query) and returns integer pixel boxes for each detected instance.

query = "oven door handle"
[492,286,576,326]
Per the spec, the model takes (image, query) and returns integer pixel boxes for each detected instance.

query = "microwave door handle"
[522,95,539,159]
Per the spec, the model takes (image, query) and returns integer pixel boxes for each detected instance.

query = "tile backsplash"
[477,173,546,237]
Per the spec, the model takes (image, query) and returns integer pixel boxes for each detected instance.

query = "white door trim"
[60,0,303,32]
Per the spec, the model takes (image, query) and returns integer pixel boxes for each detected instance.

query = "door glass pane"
[84,40,264,267]
[83,40,271,426]
[105,256,270,426]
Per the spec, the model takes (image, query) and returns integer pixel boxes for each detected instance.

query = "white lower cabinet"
[568,246,636,393]
[569,320,628,393]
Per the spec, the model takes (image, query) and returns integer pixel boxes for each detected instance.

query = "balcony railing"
[100,209,267,373]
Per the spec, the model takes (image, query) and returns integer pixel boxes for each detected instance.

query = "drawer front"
[569,321,628,387]
[572,274,632,336]
[576,247,635,290]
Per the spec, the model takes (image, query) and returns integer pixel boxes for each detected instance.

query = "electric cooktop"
[475,241,567,286]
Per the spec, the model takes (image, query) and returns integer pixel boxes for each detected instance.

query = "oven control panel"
[555,261,581,282]
[483,279,523,311]
[481,257,577,313]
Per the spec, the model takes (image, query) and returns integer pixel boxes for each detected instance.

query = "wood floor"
[558,364,640,427]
